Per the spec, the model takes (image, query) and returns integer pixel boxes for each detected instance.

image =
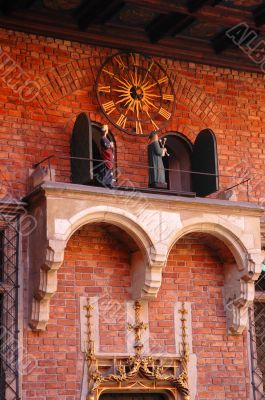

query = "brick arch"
[167,221,247,271]
[166,221,262,335]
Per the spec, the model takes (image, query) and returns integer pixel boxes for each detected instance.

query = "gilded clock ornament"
[96,52,175,136]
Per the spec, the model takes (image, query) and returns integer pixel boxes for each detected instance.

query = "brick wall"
[0,27,259,399]
[22,225,250,400]
[152,237,250,399]
[0,28,264,204]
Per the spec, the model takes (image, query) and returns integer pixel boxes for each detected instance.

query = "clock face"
[96,52,175,136]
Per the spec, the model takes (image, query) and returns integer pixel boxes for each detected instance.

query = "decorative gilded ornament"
[96,52,175,136]
[85,299,191,400]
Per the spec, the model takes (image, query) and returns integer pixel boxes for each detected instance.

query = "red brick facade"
[0,28,264,204]
[0,27,263,400]
[23,226,250,399]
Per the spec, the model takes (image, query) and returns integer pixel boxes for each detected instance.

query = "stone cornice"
[25,182,264,217]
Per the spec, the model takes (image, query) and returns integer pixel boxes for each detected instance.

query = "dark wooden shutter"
[70,113,93,184]
[192,129,219,197]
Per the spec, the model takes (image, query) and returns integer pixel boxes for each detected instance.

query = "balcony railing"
[31,154,251,203]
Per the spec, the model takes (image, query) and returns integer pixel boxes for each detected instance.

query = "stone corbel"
[224,252,263,335]
[30,240,65,331]
[131,244,167,300]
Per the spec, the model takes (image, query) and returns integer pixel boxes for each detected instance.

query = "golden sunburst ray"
[113,85,130,93]
[141,61,154,86]
[129,72,135,86]
[113,76,131,88]
[141,80,158,91]
[145,93,161,99]
[114,88,130,95]
[134,68,139,87]
[136,100,140,119]
[142,97,158,110]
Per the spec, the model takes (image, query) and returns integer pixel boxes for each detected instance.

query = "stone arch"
[166,220,263,335]
[167,221,248,272]
[57,206,156,258]
[31,206,166,331]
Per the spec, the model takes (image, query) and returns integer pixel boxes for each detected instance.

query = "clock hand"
[136,100,140,120]
[142,97,158,111]
[142,107,159,131]
[141,61,154,86]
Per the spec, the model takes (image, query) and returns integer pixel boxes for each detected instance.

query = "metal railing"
[32,154,252,202]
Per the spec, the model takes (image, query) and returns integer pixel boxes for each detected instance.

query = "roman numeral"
[98,85,110,93]
[158,107,171,120]
[116,114,127,128]
[102,68,114,77]
[103,100,116,115]
[131,53,140,66]
[158,76,168,85]
[114,55,126,69]
[151,119,159,130]
[163,94,174,101]
[147,61,154,72]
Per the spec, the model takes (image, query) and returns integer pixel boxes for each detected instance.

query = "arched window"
[192,129,219,197]
[162,133,193,193]
[162,129,219,196]
[70,113,115,185]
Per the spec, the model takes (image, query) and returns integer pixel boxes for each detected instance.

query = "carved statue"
[100,124,114,188]
[148,131,167,189]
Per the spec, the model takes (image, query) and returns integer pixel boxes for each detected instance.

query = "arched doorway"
[161,133,192,193]
[70,113,115,185]
[161,130,219,196]
[192,129,219,197]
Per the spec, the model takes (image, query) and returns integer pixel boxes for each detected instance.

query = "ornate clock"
[96,52,175,136]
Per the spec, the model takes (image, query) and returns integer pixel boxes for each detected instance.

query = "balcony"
[25,156,263,333]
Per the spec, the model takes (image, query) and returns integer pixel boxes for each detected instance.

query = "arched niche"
[161,129,219,197]
[30,206,165,331]
[167,227,259,335]
[161,133,193,193]
[192,129,219,197]
[70,113,115,185]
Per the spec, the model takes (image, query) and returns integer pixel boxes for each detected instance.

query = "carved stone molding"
[224,253,263,335]
[26,182,263,332]
[84,299,191,400]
